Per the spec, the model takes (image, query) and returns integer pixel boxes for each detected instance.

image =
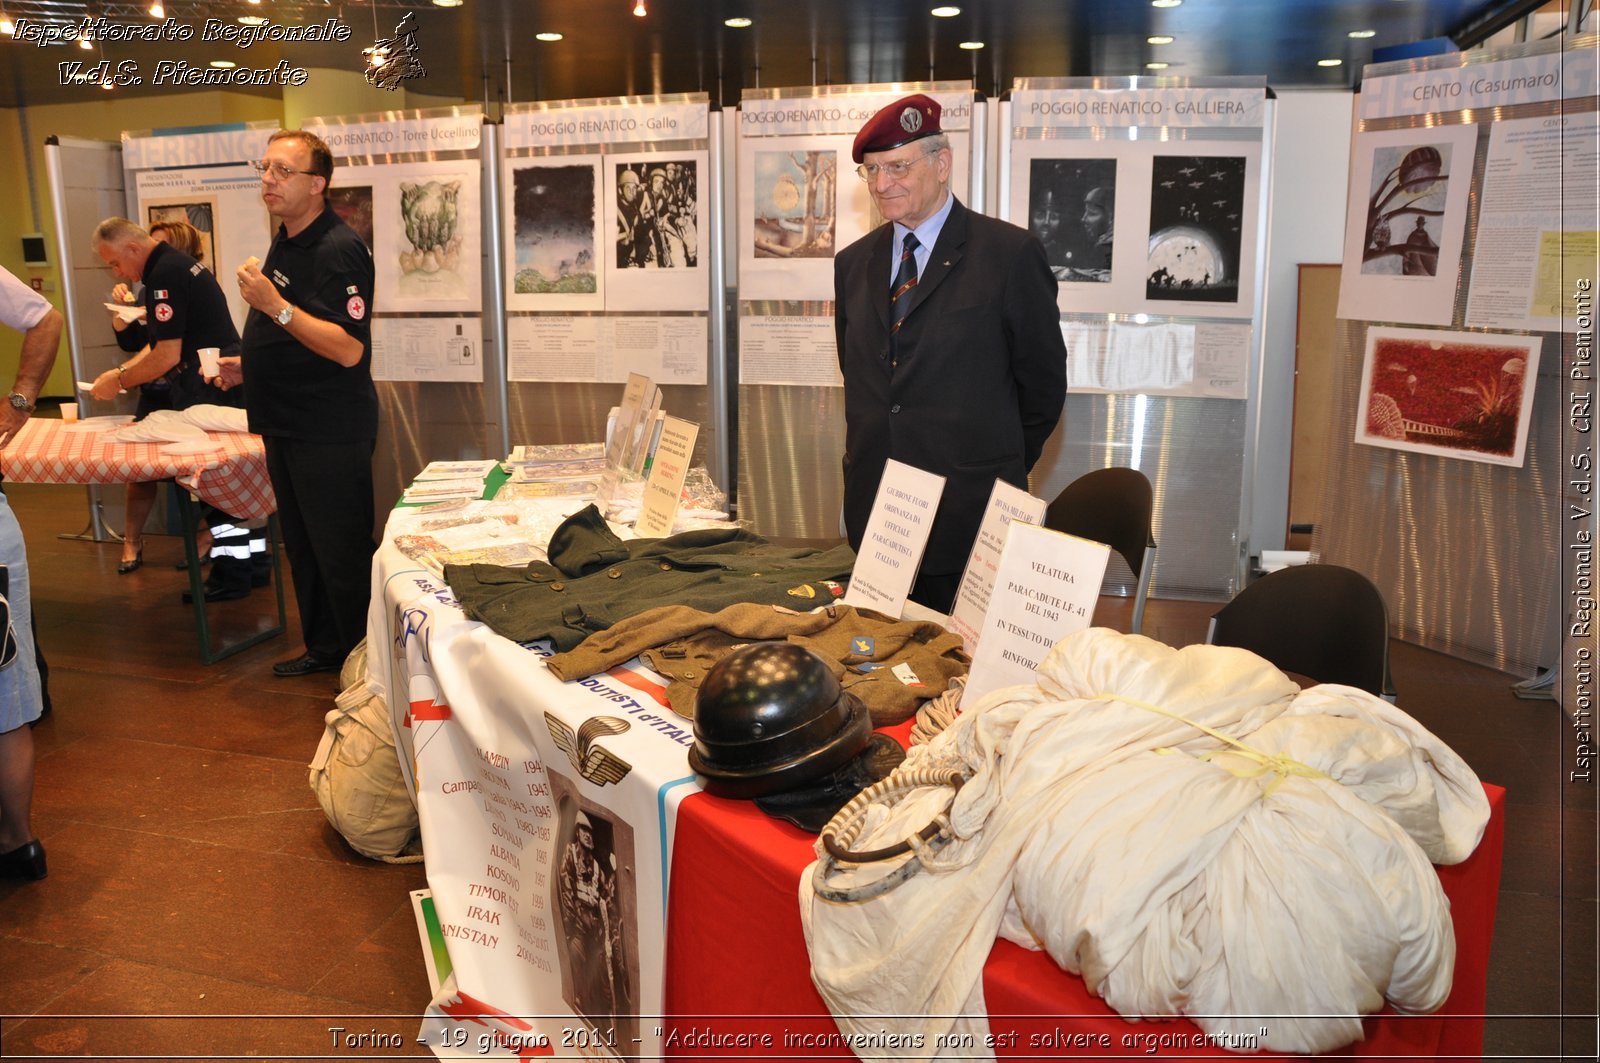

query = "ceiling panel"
[0,0,1537,110]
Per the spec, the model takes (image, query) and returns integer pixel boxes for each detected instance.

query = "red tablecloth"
[0,417,275,520]
[664,775,1505,1060]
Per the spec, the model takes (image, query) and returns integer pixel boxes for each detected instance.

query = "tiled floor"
[0,480,1594,1059]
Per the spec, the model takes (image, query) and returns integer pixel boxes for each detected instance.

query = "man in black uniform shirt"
[211,129,378,678]
[89,218,259,600]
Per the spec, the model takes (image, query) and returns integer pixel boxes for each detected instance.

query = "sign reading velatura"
[13,16,352,88]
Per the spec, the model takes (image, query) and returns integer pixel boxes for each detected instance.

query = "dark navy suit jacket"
[834,196,1068,577]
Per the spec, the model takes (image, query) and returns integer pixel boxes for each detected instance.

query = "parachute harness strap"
[811,768,968,903]
[1098,691,1331,797]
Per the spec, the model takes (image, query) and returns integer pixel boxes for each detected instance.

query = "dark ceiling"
[0,0,1542,111]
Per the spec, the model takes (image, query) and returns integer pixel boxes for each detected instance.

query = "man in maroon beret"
[834,94,1067,613]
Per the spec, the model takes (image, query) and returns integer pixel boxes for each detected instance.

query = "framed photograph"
[145,199,217,268]
[1354,326,1541,467]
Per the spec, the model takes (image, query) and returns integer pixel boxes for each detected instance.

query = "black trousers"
[264,436,376,662]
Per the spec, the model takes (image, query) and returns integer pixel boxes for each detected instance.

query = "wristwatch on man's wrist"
[7,392,34,413]
[275,304,295,327]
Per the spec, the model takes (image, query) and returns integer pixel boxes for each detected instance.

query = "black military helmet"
[690,642,872,800]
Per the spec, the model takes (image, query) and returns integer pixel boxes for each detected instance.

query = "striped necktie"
[890,232,920,338]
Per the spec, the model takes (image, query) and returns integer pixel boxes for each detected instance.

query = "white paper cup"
[60,402,79,423]
[198,347,221,378]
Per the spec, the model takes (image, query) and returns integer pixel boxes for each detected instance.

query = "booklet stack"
[401,459,499,505]
[502,443,608,496]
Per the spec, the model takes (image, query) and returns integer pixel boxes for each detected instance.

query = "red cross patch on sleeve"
[154,303,173,322]
[347,295,366,320]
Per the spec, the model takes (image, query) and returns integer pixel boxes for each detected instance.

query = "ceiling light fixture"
[535,31,563,41]
[633,0,647,17]
[1147,35,1174,45]
[958,40,984,50]
[1151,0,1182,8]
[1318,58,1343,67]
[209,60,236,68]
[0,11,13,36]
[149,2,163,17]
[932,6,961,16]
[80,35,93,49]
[1348,29,1377,39]
[239,15,269,26]
[432,0,465,7]
[1146,61,1170,69]
[725,17,751,28]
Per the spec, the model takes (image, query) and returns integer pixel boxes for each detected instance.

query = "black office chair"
[1206,563,1397,700]
[1042,467,1157,633]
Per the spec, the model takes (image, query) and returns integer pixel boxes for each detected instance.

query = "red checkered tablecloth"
[0,417,276,520]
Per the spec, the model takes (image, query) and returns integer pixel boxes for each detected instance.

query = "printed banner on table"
[375,564,699,1062]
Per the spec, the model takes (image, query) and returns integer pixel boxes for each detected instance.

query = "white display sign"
[1012,87,1265,129]
[636,416,698,538]
[948,481,1049,650]
[961,522,1111,706]
[304,112,481,155]
[843,460,946,615]
[1360,49,1597,120]
[504,102,709,149]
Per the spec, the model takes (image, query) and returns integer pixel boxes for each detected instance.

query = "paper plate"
[103,302,145,323]
[158,440,226,455]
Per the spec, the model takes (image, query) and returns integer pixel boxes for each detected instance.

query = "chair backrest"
[1042,467,1155,578]
[1207,563,1393,697]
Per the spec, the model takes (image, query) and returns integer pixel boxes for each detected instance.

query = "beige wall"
[0,77,464,399]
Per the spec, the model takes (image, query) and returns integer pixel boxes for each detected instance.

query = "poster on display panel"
[1335,124,1477,326]
[1353,325,1541,467]
[133,162,272,330]
[603,151,709,311]
[736,89,973,305]
[1007,134,1263,319]
[504,156,606,312]
[332,159,484,314]
[1465,111,1599,333]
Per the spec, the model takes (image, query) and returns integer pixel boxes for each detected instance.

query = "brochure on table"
[948,480,1049,650]
[961,522,1111,706]
[842,459,946,615]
